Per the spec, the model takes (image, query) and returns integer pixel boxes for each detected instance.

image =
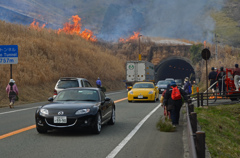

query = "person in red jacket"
[233,64,240,91]
[163,81,187,127]
[6,79,19,108]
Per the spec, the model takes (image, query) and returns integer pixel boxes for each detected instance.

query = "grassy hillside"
[212,0,240,47]
[195,104,240,157]
[0,20,126,107]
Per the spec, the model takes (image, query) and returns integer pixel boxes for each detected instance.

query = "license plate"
[54,116,67,123]
[138,95,143,98]
[161,89,164,91]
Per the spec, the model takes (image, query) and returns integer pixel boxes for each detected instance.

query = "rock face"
[148,45,192,65]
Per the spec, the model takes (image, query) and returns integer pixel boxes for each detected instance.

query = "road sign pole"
[201,48,211,107]
[206,59,208,106]
[10,64,12,79]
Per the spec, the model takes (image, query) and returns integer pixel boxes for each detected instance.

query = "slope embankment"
[0,21,126,107]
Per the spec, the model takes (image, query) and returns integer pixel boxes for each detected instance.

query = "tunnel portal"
[155,57,195,82]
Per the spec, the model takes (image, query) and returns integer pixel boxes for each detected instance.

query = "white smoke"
[142,0,224,42]
[0,0,225,42]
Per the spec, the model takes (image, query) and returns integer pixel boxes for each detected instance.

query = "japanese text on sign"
[0,45,18,64]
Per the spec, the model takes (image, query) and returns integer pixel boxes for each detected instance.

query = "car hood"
[132,88,154,91]
[42,101,99,110]
[131,88,155,94]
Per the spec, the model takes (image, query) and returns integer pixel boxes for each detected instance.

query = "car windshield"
[55,89,99,101]
[57,80,79,89]
[175,80,182,84]
[157,81,171,85]
[133,83,154,88]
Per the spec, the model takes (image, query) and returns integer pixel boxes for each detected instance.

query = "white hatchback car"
[53,77,92,98]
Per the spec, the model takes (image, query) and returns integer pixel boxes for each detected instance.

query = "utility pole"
[215,34,218,61]
[138,34,142,61]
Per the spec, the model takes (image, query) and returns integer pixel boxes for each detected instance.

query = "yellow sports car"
[128,82,159,102]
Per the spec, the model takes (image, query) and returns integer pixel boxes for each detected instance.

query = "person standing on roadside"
[6,79,19,108]
[183,77,192,96]
[216,67,226,95]
[163,81,187,127]
[96,77,102,88]
[208,67,217,93]
[233,64,240,91]
[160,84,171,119]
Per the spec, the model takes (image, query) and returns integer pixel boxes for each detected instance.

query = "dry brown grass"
[0,20,126,107]
[196,42,240,84]
[1,20,239,107]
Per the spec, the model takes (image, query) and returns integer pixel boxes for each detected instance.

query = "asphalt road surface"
[0,90,186,158]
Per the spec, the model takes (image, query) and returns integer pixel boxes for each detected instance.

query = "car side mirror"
[128,86,132,90]
[101,97,110,104]
[48,97,54,102]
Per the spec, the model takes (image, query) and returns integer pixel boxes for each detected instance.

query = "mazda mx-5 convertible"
[35,87,115,134]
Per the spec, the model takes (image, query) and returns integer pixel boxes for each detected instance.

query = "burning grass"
[0,20,125,107]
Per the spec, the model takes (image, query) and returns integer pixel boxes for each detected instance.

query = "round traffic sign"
[201,48,211,60]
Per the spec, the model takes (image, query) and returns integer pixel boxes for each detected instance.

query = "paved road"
[0,90,187,158]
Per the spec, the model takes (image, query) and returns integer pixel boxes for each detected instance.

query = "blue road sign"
[0,45,18,64]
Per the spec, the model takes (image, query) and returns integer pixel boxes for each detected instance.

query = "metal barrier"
[187,84,240,157]
[186,99,206,158]
[194,92,240,107]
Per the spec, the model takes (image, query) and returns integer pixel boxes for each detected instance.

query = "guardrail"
[186,99,206,158]
[194,92,240,107]
[186,85,240,157]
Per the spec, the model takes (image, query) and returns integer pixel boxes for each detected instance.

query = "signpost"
[0,45,18,78]
[201,48,211,106]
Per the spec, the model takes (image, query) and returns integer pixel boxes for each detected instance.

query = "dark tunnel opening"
[155,57,195,83]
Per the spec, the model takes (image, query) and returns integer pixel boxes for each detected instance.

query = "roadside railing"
[186,99,206,158]
[186,84,240,157]
[194,92,239,107]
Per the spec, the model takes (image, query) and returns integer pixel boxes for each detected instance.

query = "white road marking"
[0,107,39,115]
[106,103,161,158]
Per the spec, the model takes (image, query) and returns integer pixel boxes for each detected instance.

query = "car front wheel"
[92,112,102,134]
[36,127,48,134]
[108,108,115,125]
[153,95,156,102]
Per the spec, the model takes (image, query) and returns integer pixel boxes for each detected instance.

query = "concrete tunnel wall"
[155,56,196,82]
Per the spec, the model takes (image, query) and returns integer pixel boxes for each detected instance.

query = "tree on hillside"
[190,44,203,65]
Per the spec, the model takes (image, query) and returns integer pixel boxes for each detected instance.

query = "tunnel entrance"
[155,57,195,82]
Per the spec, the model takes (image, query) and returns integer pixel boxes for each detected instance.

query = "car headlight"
[149,91,153,94]
[129,91,133,94]
[40,109,49,116]
[75,109,90,115]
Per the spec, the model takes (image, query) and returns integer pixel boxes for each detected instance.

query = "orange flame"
[57,15,97,42]
[30,19,46,30]
[119,32,140,43]
[30,15,97,42]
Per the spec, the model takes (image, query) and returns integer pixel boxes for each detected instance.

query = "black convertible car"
[35,87,115,134]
